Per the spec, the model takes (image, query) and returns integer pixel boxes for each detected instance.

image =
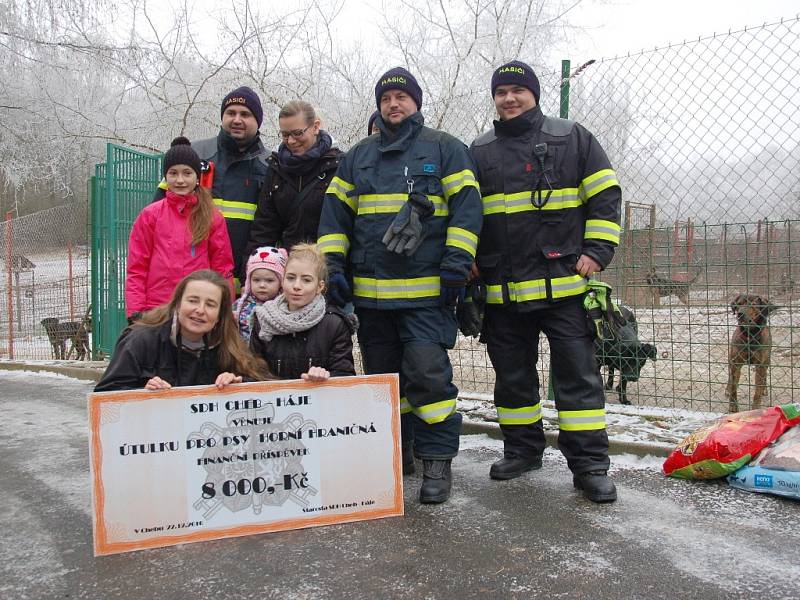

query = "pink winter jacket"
[125,191,234,317]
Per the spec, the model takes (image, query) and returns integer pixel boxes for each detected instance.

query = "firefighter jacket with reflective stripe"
[156,129,269,279]
[469,106,621,307]
[317,112,482,310]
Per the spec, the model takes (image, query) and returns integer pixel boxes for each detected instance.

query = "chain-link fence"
[449,18,800,412]
[0,204,91,360]
[5,18,799,414]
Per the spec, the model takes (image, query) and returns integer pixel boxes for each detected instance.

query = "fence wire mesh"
[1,204,91,360]
[446,18,800,412]
[4,18,799,414]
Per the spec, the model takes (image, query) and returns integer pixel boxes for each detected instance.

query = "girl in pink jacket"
[125,137,234,320]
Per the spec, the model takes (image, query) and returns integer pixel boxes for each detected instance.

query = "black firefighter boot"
[573,470,617,503]
[419,459,452,504]
[489,453,543,480]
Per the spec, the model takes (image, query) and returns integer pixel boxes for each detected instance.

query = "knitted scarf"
[254,294,326,342]
[276,130,333,175]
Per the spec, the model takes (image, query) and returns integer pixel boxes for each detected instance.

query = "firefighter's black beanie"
[374,67,423,111]
[163,137,202,178]
[220,86,264,128]
[491,60,540,102]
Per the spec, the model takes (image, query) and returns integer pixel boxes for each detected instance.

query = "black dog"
[41,317,92,360]
[595,305,657,405]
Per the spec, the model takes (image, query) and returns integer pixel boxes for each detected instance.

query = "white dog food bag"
[728,425,800,500]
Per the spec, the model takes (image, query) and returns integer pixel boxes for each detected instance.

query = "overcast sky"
[552,0,799,60]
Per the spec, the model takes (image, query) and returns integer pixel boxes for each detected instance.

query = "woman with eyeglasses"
[247,100,342,254]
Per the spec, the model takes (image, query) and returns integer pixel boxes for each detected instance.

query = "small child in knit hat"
[233,246,288,342]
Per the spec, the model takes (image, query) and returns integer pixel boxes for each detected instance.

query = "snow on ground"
[0,361,719,449]
[0,367,89,384]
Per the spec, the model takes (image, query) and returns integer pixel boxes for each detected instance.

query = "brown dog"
[645,268,698,306]
[726,294,778,413]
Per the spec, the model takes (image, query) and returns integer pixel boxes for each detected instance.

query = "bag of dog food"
[728,426,800,500]
[662,403,800,479]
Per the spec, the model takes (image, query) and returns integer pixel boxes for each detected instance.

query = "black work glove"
[456,280,486,337]
[328,273,352,307]
[381,191,435,256]
[440,269,467,307]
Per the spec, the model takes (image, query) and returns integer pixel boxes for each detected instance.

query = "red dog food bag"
[663,403,800,479]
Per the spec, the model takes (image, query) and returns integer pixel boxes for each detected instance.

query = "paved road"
[1,371,797,599]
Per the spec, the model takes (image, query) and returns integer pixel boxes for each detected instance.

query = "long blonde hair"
[138,270,269,380]
[188,186,216,245]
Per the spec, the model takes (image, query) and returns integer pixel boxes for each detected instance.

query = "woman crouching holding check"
[96,270,267,392]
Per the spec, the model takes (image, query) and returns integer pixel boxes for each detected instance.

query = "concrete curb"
[0,361,673,458]
[0,361,104,382]
[461,419,672,458]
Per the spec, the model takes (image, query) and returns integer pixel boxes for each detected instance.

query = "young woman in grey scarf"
[250,243,357,381]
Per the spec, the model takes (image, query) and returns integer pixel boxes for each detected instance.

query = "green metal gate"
[91,143,162,358]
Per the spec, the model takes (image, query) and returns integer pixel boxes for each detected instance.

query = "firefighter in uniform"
[317,67,482,504]
[156,86,269,286]
[470,61,621,502]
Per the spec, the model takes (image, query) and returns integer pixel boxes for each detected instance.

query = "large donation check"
[89,374,403,556]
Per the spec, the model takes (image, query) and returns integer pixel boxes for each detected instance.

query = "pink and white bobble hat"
[240,245,288,303]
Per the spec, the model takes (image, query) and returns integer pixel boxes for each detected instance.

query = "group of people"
[95,60,622,506]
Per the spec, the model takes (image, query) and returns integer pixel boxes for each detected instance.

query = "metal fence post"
[559,59,571,119]
[5,211,13,359]
[106,143,120,348]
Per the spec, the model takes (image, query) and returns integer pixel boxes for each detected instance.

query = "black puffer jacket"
[94,321,222,392]
[249,306,356,380]
[247,148,342,252]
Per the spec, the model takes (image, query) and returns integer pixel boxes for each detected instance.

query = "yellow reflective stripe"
[356,194,447,216]
[446,227,478,257]
[487,275,587,304]
[482,193,505,216]
[579,169,619,201]
[441,169,479,200]
[353,276,440,300]
[551,275,588,299]
[558,408,606,431]
[317,233,350,255]
[400,396,412,414]
[412,398,457,424]
[486,284,504,304]
[482,189,582,215]
[496,404,542,425]
[327,176,358,213]
[213,198,257,220]
[357,194,406,215]
[158,179,168,190]
[430,196,448,217]
[584,219,621,244]
[508,279,547,302]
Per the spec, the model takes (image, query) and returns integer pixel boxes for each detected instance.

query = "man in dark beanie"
[373,66,423,115]
[490,60,540,102]
[470,60,621,503]
[154,85,269,287]
[220,86,264,133]
[318,67,482,504]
